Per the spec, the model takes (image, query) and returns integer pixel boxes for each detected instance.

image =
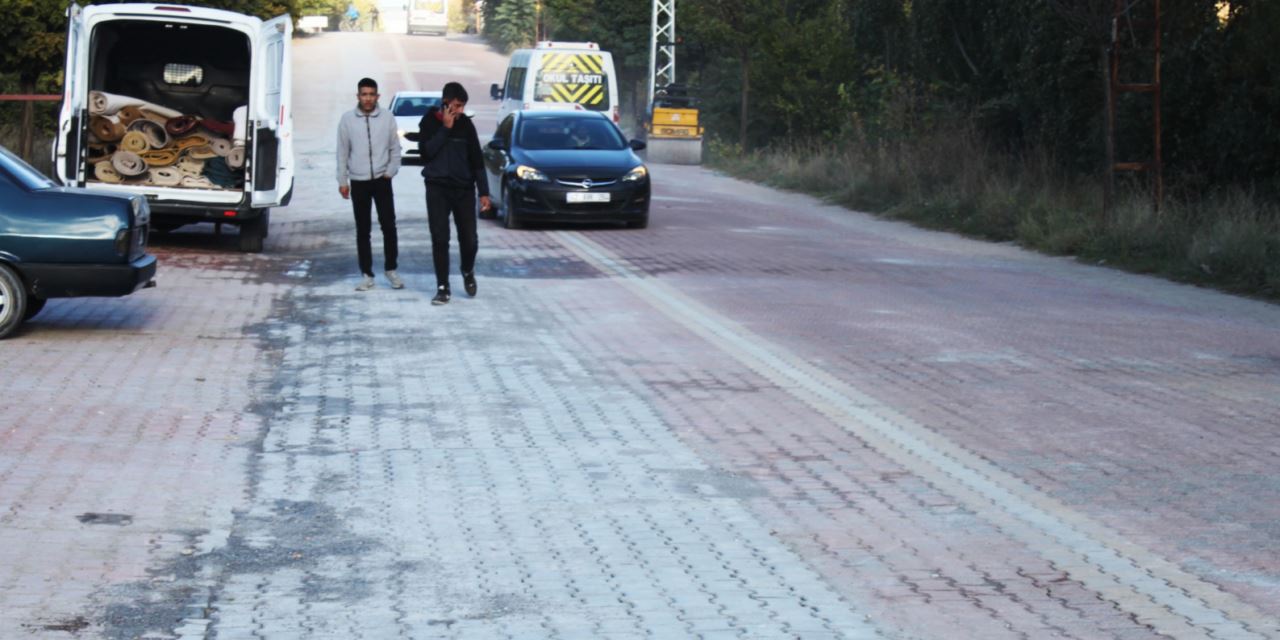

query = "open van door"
[54,3,87,186]
[250,14,294,208]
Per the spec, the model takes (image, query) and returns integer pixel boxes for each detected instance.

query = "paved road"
[2,32,1279,640]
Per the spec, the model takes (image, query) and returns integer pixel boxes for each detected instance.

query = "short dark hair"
[442,82,468,104]
[358,77,378,92]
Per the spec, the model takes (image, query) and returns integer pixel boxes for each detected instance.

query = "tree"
[0,0,67,159]
[685,0,781,149]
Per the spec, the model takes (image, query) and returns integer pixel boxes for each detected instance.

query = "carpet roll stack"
[85,90,246,190]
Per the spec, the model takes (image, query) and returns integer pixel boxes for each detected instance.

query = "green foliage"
[484,0,537,50]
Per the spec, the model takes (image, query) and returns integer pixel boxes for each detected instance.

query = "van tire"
[0,264,28,339]
[238,211,268,253]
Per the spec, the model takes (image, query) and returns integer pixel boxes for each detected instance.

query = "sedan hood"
[517,149,640,175]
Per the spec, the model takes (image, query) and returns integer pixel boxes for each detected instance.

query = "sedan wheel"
[501,185,520,230]
[0,264,29,339]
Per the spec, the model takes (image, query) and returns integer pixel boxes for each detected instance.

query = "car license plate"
[567,192,610,204]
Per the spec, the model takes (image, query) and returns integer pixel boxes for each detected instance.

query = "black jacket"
[418,107,490,197]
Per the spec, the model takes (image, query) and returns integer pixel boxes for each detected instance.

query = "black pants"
[351,177,398,276]
[426,184,477,288]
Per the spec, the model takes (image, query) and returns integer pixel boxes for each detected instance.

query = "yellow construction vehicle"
[645,83,703,164]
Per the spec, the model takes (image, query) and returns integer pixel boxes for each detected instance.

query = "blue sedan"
[0,145,156,338]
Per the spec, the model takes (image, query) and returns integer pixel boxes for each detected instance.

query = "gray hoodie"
[336,104,400,185]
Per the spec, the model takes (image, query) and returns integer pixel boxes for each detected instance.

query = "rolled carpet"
[177,156,205,176]
[94,160,123,184]
[232,106,248,145]
[166,115,201,137]
[127,119,169,149]
[89,91,183,118]
[149,167,182,187]
[111,150,148,178]
[226,146,246,169]
[208,137,233,157]
[90,115,125,142]
[202,156,238,188]
[140,149,179,167]
[88,144,116,165]
[120,131,150,153]
[117,106,145,126]
[201,118,235,137]
[173,135,209,152]
[180,175,216,189]
[187,145,218,160]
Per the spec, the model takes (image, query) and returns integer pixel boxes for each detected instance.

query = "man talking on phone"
[418,82,492,305]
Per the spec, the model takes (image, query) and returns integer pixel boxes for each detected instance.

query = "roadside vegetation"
[478,0,1279,301]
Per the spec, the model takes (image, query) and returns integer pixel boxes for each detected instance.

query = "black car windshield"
[392,96,442,116]
[0,146,56,190]
[517,116,627,151]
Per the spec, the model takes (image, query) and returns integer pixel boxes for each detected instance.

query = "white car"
[389,90,442,164]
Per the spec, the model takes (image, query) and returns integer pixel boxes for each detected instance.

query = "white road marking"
[550,229,1277,640]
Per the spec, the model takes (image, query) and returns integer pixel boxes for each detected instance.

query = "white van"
[53,3,294,252]
[407,0,448,35]
[490,42,620,126]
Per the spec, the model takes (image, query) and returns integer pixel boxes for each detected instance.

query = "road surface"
[2,32,1278,640]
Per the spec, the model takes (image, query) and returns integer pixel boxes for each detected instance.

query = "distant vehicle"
[0,145,156,339]
[54,3,295,253]
[482,111,649,230]
[389,91,443,164]
[490,41,620,127]
[407,0,447,35]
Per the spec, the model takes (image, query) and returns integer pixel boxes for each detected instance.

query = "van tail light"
[523,102,531,110]
[612,107,620,124]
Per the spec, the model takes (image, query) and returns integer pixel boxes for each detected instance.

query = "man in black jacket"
[418,82,492,305]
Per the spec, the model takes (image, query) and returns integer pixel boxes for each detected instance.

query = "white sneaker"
[355,275,375,291]
[385,270,405,289]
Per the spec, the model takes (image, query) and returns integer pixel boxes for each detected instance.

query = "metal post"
[1108,0,1162,214]
[648,0,676,108]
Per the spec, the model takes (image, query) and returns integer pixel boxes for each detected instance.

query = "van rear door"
[250,14,294,207]
[54,3,87,186]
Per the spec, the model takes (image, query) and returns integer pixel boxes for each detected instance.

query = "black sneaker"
[431,286,451,305]
[463,271,477,297]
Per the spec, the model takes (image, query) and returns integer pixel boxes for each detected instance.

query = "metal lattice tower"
[648,0,676,108]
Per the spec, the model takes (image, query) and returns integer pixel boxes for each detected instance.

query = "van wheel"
[0,264,28,339]
[238,213,267,253]
[501,186,520,230]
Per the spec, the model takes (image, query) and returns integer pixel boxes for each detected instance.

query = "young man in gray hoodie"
[337,77,403,291]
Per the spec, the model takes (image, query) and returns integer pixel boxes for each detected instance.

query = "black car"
[483,110,650,229]
[0,145,156,338]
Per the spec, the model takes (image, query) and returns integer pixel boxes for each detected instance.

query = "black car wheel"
[24,297,47,321]
[501,185,520,230]
[0,264,28,339]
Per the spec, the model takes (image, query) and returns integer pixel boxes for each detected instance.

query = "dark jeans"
[426,184,477,288]
[351,177,398,276]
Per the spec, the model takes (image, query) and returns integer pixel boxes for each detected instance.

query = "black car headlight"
[515,165,549,182]
[622,166,648,182]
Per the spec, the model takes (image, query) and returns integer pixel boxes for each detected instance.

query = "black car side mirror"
[629,139,647,151]
[405,132,420,142]
[487,139,506,151]
[490,83,502,100]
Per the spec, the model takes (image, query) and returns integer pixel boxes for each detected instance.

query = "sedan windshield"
[0,146,56,190]
[392,96,442,116]
[517,117,627,151]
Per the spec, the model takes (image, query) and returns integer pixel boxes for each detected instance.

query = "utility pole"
[648,0,676,108]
